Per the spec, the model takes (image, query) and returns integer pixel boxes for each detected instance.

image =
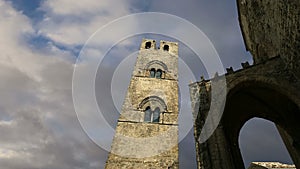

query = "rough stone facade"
[105,39,179,169]
[238,0,300,76]
[190,1,300,169]
[248,162,296,169]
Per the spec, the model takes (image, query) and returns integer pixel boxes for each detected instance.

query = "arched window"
[145,42,151,49]
[149,69,163,79]
[156,69,162,79]
[140,96,167,123]
[163,45,169,51]
[143,107,161,123]
[153,107,160,122]
[144,106,152,122]
[150,68,156,78]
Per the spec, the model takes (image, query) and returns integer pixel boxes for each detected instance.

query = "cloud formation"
[0,0,294,168]
[0,1,106,168]
[38,0,133,46]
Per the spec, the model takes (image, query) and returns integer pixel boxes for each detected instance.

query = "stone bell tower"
[105,39,179,169]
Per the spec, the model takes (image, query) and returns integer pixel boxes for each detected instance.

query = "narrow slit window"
[153,107,160,122]
[156,69,162,79]
[145,42,151,49]
[144,106,152,122]
[150,68,156,78]
[163,45,169,51]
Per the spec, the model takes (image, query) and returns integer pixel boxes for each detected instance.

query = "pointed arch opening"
[219,81,300,168]
[239,118,294,168]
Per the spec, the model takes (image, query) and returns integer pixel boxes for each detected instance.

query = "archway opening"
[239,117,293,168]
[145,41,151,49]
[221,81,300,168]
[163,45,169,51]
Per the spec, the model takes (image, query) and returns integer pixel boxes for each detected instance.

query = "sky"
[0,0,294,169]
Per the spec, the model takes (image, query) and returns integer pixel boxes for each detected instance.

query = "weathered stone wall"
[248,162,296,169]
[190,57,300,169]
[105,39,179,169]
[119,77,179,124]
[134,39,178,80]
[190,1,300,168]
[106,146,178,169]
[238,0,300,77]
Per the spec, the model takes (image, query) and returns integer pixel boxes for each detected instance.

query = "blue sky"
[0,0,294,168]
[8,0,43,19]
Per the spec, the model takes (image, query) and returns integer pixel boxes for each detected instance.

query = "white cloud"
[38,0,133,46]
[0,0,282,168]
[41,0,128,16]
[0,0,75,81]
[0,1,105,168]
[0,120,12,126]
[0,1,36,77]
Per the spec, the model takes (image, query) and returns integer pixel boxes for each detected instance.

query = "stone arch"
[145,60,168,72]
[219,79,300,168]
[225,74,300,106]
[238,117,293,167]
[138,96,167,112]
